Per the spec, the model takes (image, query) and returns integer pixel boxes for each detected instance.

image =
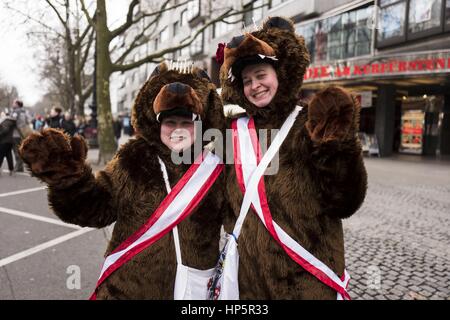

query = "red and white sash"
[232,106,351,300]
[89,150,224,300]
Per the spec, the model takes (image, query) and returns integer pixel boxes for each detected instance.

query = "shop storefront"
[302,50,450,157]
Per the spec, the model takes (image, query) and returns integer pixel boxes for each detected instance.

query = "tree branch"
[79,0,95,28]
[3,4,65,38]
[112,7,235,73]
[44,0,68,29]
[109,0,140,39]
[79,27,95,71]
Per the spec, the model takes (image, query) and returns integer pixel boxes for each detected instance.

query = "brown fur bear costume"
[220,17,368,299]
[19,62,227,299]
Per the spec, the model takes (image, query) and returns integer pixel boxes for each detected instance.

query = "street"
[0,152,449,300]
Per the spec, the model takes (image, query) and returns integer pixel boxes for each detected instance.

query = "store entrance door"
[400,96,444,156]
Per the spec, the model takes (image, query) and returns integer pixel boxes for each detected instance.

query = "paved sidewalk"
[343,156,450,300]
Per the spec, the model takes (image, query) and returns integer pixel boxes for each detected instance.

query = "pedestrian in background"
[113,116,122,147]
[11,99,29,172]
[61,112,77,137]
[46,106,63,129]
[0,111,16,176]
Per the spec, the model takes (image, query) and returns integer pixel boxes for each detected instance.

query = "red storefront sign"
[304,54,450,81]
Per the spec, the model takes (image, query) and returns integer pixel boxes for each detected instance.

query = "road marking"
[0,228,94,267]
[0,207,81,230]
[0,186,46,198]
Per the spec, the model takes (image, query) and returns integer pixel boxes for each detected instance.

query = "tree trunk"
[95,0,116,164]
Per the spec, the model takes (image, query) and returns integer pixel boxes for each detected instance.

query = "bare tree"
[3,0,94,116]
[0,80,19,113]
[80,0,268,163]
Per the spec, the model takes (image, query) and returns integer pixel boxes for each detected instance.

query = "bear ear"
[149,62,168,79]
[263,16,294,32]
[196,69,212,82]
[227,35,245,49]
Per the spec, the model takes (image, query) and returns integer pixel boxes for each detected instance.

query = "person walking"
[46,106,63,129]
[61,112,77,137]
[0,112,16,176]
[11,99,29,172]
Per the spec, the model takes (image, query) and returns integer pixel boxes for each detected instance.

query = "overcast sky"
[0,0,130,107]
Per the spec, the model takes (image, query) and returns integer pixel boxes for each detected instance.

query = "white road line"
[0,228,94,267]
[0,207,81,230]
[0,186,46,198]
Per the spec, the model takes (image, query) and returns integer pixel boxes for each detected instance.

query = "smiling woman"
[242,63,279,108]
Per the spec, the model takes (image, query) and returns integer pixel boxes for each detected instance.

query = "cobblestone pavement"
[344,156,450,300]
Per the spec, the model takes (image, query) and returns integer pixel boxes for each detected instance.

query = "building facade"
[114,0,450,157]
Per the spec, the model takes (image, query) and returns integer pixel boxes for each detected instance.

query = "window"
[243,3,253,27]
[296,22,315,62]
[342,10,357,58]
[296,5,374,63]
[378,0,447,47]
[243,1,265,27]
[377,0,407,45]
[180,9,188,27]
[159,27,169,45]
[446,0,450,30]
[190,25,204,56]
[253,0,264,22]
[355,7,372,56]
[327,15,343,61]
[173,21,179,36]
[213,20,235,38]
[187,0,200,21]
[408,0,442,35]
[314,20,329,62]
[270,0,288,8]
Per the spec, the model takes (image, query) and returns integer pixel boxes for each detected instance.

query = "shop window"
[296,5,374,63]
[327,15,343,61]
[377,0,407,47]
[314,20,329,62]
[408,0,443,39]
[296,22,316,62]
[445,0,450,30]
[354,7,372,56]
[342,11,356,58]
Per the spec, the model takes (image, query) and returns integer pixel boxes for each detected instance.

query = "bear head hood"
[219,16,310,125]
[131,61,224,153]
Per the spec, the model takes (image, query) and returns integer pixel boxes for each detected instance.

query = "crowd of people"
[0,99,128,176]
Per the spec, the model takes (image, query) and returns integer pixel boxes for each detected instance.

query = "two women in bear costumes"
[19,16,367,299]
[19,63,228,299]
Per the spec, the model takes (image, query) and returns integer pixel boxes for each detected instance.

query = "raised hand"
[19,128,88,187]
[305,86,360,144]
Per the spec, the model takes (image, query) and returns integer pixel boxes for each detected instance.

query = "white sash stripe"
[98,152,221,279]
[337,270,351,300]
[234,106,349,297]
